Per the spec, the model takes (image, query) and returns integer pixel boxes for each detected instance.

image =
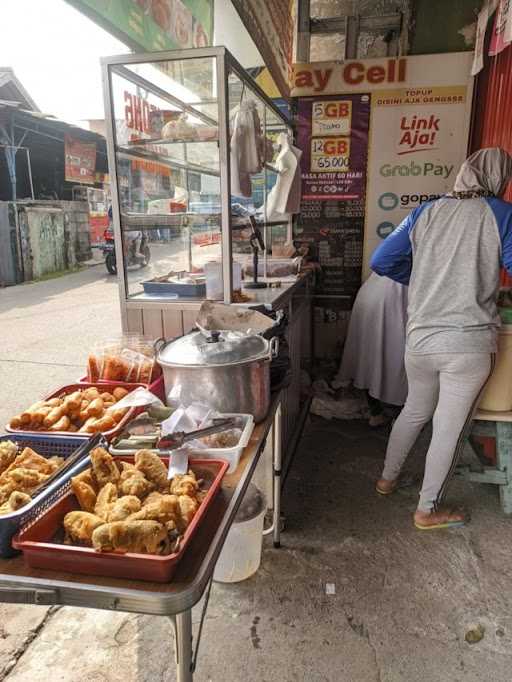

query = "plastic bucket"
[214,484,266,583]
[480,325,512,411]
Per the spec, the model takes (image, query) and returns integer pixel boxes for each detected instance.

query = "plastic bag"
[86,334,160,384]
[106,387,164,412]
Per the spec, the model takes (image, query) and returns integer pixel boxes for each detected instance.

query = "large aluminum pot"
[156,330,279,423]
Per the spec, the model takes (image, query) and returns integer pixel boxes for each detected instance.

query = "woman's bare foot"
[414,508,466,530]
[376,478,397,495]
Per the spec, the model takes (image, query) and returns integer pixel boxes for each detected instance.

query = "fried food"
[3,468,48,493]
[64,511,105,546]
[71,477,97,513]
[170,472,199,497]
[10,387,135,434]
[134,450,168,489]
[90,448,120,487]
[129,494,179,524]
[94,482,118,520]
[176,494,199,532]
[118,467,155,499]
[108,495,141,522]
[92,520,170,554]
[4,448,56,476]
[0,491,31,515]
[0,441,18,474]
[0,481,16,505]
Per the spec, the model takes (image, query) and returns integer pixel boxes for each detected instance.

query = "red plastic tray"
[6,382,147,441]
[77,375,165,403]
[13,457,228,583]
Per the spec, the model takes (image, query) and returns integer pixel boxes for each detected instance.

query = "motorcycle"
[101,227,151,275]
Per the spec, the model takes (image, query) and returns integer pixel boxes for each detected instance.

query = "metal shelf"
[127,137,218,146]
[116,147,220,178]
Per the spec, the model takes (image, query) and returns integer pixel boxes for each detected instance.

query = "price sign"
[311,137,351,173]
[312,100,352,136]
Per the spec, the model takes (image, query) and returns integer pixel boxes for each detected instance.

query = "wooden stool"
[456,409,512,514]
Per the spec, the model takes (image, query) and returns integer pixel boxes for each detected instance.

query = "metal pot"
[156,330,279,423]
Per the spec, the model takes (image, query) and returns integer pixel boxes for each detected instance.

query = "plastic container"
[13,457,228,583]
[187,413,254,473]
[480,325,512,411]
[0,434,92,557]
[214,484,266,583]
[141,279,206,297]
[204,261,242,300]
[6,382,146,441]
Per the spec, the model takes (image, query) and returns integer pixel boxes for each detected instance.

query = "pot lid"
[158,330,268,367]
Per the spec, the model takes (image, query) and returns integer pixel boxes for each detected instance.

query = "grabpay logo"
[380,161,454,179]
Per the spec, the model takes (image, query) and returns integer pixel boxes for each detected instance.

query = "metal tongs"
[157,417,236,450]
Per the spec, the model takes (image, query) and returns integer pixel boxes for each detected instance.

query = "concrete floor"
[1,267,512,681]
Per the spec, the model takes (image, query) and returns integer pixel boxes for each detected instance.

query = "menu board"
[297,94,370,201]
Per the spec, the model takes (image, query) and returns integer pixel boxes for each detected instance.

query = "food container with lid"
[156,330,278,422]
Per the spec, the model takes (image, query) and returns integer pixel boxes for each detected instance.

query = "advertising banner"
[231,0,295,97]
[489,0,512,56]
[67,0,213,51]
[364,54,473,276]
[64,135,97,185]
[297,94,370,201]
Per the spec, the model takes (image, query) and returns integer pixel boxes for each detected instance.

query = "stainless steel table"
[0,397,283,682]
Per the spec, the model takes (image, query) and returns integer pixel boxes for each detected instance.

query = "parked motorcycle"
[101,228,151,275]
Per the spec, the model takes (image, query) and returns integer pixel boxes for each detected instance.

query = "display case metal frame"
[101,46,293,327]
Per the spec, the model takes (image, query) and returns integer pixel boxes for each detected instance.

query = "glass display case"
[101,47,295,308]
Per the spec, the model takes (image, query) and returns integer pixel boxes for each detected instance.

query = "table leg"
[496,423,512,514]
[174,609,193,682]
[273,402,282,548]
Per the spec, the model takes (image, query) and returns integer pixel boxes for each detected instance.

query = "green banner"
[67,0,212,51]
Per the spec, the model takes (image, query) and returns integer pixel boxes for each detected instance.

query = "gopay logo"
[378,192,399,210]
[380,161,454,179]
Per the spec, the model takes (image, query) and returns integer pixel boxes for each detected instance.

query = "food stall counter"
[0,394,283,682]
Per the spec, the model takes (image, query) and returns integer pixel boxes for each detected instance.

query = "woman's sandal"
[414,510,466,530]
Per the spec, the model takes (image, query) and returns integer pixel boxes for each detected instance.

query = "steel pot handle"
[269,336,279,359]
[154,337,167,355]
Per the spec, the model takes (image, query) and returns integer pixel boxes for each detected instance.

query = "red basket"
[13,458,228,583]
[77,374,165,403]
[6,382,147,441]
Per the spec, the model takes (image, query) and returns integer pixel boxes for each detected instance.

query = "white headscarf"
[453,147,512,197]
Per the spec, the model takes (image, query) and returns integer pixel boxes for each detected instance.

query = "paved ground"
[1,267,512,681]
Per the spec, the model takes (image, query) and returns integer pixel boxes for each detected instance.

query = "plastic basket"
[13,456,229,582]
[6,382,147,441]
[0,434,93,558]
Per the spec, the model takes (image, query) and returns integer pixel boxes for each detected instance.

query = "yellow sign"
[311,137,351,173]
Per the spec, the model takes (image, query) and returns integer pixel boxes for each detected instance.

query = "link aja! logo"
[380,160,454,179]
[398,114,440,155]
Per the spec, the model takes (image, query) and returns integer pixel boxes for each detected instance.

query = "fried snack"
[3,468,48,493]
[82,387,101,402]
[94,482,118,520]
[87,355,102,382]
[4,448,56,476]
[100,392,115,403]
[91,520,170,555]
[29,406,53,427]
[170,472,199,497]
[48,456,65,469]
[108,495,141,522]
[64,511,105,546]
[90,448,120,487]
[43,406,66,428]
[177,494,199,532]
[143,491,164,506]
[85,398,104,419]
[129,494,179,524]
[0,441,18,474]
[9,416,22,429]
[49,416,71,432]
[83,416,116,434]
[0,491,31,515]
[0,481,16,505]
[118,467,155,499]
[134,450,168,489]
[73,469,97,491]
[64,391,82,411]
[113,387,129,401]
[71,477,97,513]
[110,408,128,424]
[20,401,45,425]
